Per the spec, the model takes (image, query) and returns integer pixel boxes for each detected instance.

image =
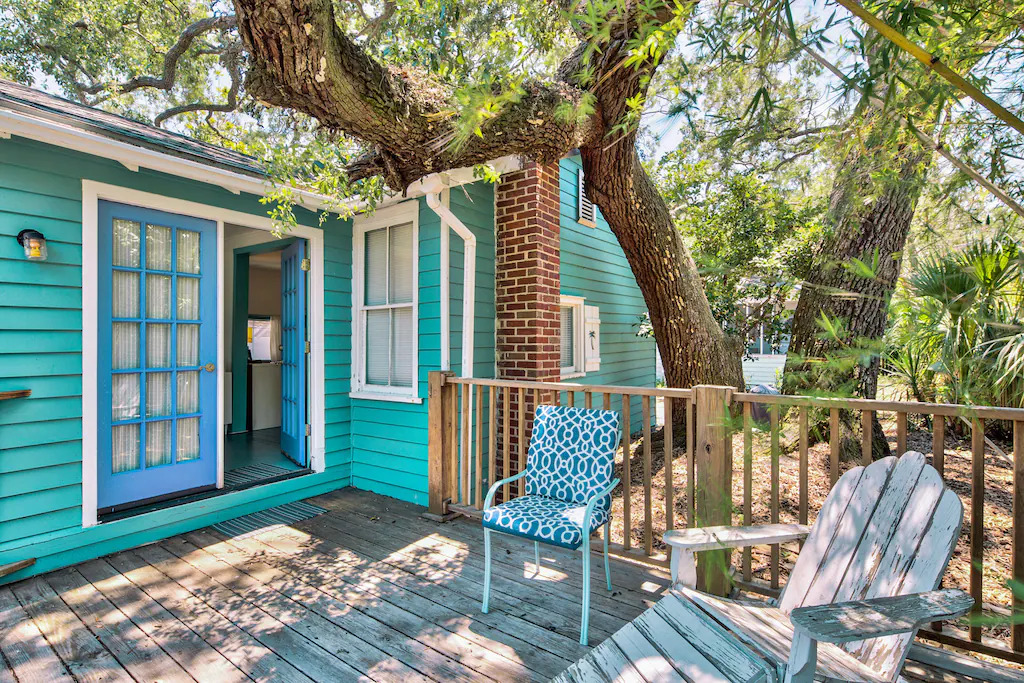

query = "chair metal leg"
[534,541,541,571]
[604,521,612,592]
[482,528,492,613]
[580,540,591,645]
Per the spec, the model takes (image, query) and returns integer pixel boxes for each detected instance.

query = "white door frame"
[81,180,327,527]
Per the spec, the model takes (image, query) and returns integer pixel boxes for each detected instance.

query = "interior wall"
[248,264,281,316]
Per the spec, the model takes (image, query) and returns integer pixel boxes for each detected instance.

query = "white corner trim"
[350,200,420,400]
[80,180,328,528]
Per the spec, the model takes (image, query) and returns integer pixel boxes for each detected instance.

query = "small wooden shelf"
[0,389,31,401]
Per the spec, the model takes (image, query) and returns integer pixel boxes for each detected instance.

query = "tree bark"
[583,149,744,389]
[783,122,931,458]
[232,0,746,392]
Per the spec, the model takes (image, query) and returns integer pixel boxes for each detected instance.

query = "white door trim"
[81,180,327,528]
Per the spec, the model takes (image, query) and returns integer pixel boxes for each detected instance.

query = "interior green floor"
[225,428,303,472]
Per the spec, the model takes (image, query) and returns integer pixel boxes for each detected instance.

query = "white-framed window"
[352,202,419,401]
[560,294,586,378]
[577,168,597,227]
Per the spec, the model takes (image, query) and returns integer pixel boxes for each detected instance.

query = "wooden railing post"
[426,371,457,520]
[693,384,735,596]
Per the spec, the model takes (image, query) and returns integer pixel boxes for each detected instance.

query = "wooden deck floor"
[0,488,1018,682]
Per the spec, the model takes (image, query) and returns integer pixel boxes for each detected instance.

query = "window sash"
[357,214,417,395]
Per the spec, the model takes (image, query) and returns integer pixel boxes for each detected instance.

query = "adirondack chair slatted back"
[526,405,620,505]
[777,451,963,680]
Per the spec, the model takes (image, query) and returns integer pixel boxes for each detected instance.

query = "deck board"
[0,487,1018,682]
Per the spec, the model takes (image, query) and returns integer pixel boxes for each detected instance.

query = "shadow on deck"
[0,488,1017,682]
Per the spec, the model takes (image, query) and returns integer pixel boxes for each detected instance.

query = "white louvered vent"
[577,168,597,227]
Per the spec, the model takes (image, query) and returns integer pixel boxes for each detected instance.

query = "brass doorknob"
[204,363,216,372]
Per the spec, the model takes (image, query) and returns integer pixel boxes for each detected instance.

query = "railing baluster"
[829,408,840,486]
[799,407,808,526]
[861,409,873,466]
[567,389,575,407]
[932,413,946,634]
[897,411,908,455]
[643,395,653,556]
[488,386,496,507]
[603,392,611,411]
[475,384,483,509]
[585,390,593,409]
[622,393,632,551]
[448,377,459,507]
[743,402,752,582]
[770,403,780,590]
[462,384,471,505]
[665,397,674,533]
[1013,419,1024,652]
[502,386,511,502]
[518,386,526,498]
[970,417,985,642]
[686,397,695,528]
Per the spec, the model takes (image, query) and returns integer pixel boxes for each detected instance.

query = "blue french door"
[280,240,307,466]
[97,201,218,510]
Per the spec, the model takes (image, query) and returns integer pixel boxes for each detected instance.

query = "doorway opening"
[224,224,310,491]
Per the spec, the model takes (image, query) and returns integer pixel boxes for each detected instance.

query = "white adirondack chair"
[661,451,972,682]
[556,452,974,683]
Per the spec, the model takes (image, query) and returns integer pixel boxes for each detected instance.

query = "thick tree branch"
[154,46,242,126]
[233,0,599,187]
[76,15,239,97]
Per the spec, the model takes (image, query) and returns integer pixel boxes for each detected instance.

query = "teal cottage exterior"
[0,80,655,583]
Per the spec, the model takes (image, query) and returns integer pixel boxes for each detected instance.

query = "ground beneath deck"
[0,488,1012,682]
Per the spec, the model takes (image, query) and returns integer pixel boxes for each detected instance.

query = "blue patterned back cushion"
[526,404,620,504]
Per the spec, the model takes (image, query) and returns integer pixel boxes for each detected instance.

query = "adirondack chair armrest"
[790,589,973,644]
[663,524,810,589]
[783,590,974,683]
[484,470,528,509]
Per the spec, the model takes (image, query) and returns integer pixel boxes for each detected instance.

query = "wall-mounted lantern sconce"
[16,229,47,261]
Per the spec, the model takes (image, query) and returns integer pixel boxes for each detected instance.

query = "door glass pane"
[389,222,414,304]
[112,219,140,267]
[111,424,140,473]
[365,228,388,305]
[146,420,172,467]
[177,230,200,274]
[146,274,172,319]
[177,276,199,320]
[177,418,200,462]
[112,271,140,318]
[391,307,413,387]
[146,225,172,271]
[146,372,172,417]
[112,323,140,369]
[177,370,199,413]
[365,309,390,384]
[177,324,199,366]
[112,373,140,421]
[147,323,172,367]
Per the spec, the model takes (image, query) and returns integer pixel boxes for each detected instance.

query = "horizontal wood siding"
[0,135,352,583]
[557,156,656,421]
[349,185,496,505]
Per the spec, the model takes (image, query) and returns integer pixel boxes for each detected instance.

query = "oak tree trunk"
[783,126,930,459]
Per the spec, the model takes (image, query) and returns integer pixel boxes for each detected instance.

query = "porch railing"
[425,371,1024,665]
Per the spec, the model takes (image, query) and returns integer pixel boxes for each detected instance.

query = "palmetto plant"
[889,233,1024,409]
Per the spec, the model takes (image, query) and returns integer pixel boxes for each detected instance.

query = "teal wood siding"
[0,135,353,583]
[557,156,656,422]
[348,183,496,505]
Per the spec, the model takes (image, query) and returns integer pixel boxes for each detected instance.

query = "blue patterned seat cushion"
[526,405,620,504]
[482,494,610,549]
